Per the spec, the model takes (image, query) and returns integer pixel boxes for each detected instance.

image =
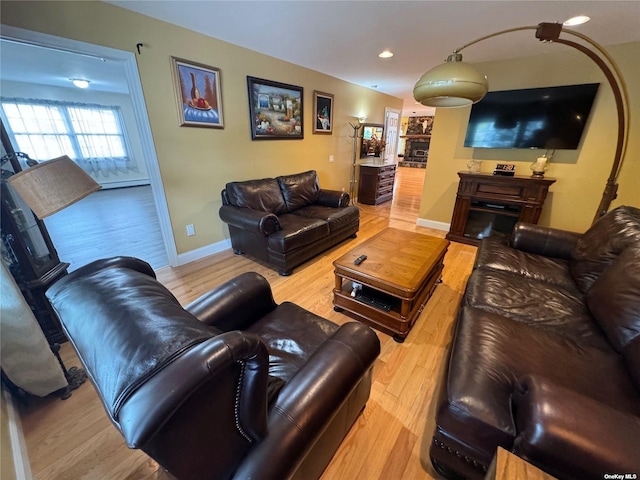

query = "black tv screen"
[464,83,599,149]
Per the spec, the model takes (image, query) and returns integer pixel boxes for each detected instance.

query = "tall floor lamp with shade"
[349,116,368,205]
[413,22,630,223]
[2,153,100,398]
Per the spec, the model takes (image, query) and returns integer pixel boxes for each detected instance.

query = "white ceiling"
[2,1,639,116]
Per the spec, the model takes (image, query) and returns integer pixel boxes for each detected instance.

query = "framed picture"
[171,57,224,128]
[313,91,334,134]
[247,76,303,140]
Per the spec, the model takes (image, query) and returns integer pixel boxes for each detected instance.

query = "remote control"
[354,254,367,265]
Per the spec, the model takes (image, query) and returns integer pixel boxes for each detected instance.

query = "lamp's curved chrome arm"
[449,23,629,222]
[453,26,537,55]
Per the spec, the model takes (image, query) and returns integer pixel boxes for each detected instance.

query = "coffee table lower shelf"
[333,264,443,342]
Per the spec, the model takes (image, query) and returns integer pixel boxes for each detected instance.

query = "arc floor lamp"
[413,22,630,223]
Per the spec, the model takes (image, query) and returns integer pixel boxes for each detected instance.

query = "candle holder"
[530,156,548,178]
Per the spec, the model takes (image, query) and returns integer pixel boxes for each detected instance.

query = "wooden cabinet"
[447,172,555,246]
[358,163,396,205]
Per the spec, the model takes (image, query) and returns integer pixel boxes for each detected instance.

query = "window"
[1,99,134,177]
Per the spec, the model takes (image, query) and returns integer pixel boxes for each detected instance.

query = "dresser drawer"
[379,177,395,189]
[378,185,394,197]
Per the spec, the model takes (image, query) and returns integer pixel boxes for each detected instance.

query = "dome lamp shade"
[413,54,489,107]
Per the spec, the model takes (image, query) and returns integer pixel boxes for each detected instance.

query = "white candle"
[533,156,547,172]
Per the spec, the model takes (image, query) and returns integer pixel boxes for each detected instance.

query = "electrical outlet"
[186,224,195,236]
[329,155,334,163]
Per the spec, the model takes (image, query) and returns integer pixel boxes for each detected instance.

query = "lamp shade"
[413,54,489,107]
[7,156,101,219]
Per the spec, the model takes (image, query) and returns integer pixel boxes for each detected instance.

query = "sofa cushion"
[267,214,330,253]
[586,246,640,353]
[570,205,640,292]
[464,267,609,350]
[438,306,640,461]
[292,204,359,232]
[475,237,576,290]
[225,178,287,215]
[246,301,339,383]
[276,170,320,212]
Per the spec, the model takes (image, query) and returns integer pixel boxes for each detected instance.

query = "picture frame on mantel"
[171,57,224,128]
[247,76,303,140]
[312,91,334,134]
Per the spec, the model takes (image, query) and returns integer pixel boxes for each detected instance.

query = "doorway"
[0,25,177,269]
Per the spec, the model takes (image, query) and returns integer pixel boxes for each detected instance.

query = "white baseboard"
[98,179,151,189]
[175,238,232,266]
[416,217,451,232]
[2,388,33,480]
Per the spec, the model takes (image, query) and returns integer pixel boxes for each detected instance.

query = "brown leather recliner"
[219,170,359,275]
[46,257,380,480]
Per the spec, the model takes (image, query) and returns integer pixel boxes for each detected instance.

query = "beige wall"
[420,41,640,233]
[0,1,402,254]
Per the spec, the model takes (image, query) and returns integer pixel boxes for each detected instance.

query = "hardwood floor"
[18,167,478,480]
[43,185,169,272]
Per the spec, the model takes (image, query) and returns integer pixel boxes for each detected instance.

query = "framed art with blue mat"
[171,57,224,128]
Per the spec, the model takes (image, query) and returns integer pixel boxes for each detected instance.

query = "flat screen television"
[463,83,599,149]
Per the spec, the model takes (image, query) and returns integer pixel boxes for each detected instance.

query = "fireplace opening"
[405,140,430,161]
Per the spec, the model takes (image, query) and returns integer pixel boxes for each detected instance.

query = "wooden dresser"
[447,172,555,246]
[357,163,396,205]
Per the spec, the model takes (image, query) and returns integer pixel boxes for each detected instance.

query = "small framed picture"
[313,91,334,134]
[247,76,303,140]
[171,57,224,128]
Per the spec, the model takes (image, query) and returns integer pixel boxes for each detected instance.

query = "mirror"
[360,123,385,158]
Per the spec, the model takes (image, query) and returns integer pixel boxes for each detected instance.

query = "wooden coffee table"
[333,228,449,342]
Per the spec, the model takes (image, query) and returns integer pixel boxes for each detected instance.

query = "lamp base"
[531,172,545,178]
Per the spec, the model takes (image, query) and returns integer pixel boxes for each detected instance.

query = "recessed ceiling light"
[378,50,394,58]
[71,78,91,89]
[564,15,590,26]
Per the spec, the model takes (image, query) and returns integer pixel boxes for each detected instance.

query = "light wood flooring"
[44,185,169,272]
[18,167,478,480]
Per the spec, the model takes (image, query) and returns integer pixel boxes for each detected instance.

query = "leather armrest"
[231,322,380,480]
[219,204,280,236]
[317,189,349,208]
[510,223,581,259]
[512,374,640,479]
[186,272,277,331]
[117,331,269,447]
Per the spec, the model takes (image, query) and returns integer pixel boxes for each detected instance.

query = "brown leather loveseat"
[219,170,359,275]
[429,205,640,480]
[47,256,380,480]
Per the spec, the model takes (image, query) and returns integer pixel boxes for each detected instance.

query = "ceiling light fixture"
[564,15,591,26]
[71,79,90,89]
[412,21,629,223]
[378,50,394,58]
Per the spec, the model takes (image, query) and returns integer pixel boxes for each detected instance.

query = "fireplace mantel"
[400,134,431,139]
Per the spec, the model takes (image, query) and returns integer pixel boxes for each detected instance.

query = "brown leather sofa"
[219,170,359,275]
[47,257,380,480]
[429,205,640,480]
